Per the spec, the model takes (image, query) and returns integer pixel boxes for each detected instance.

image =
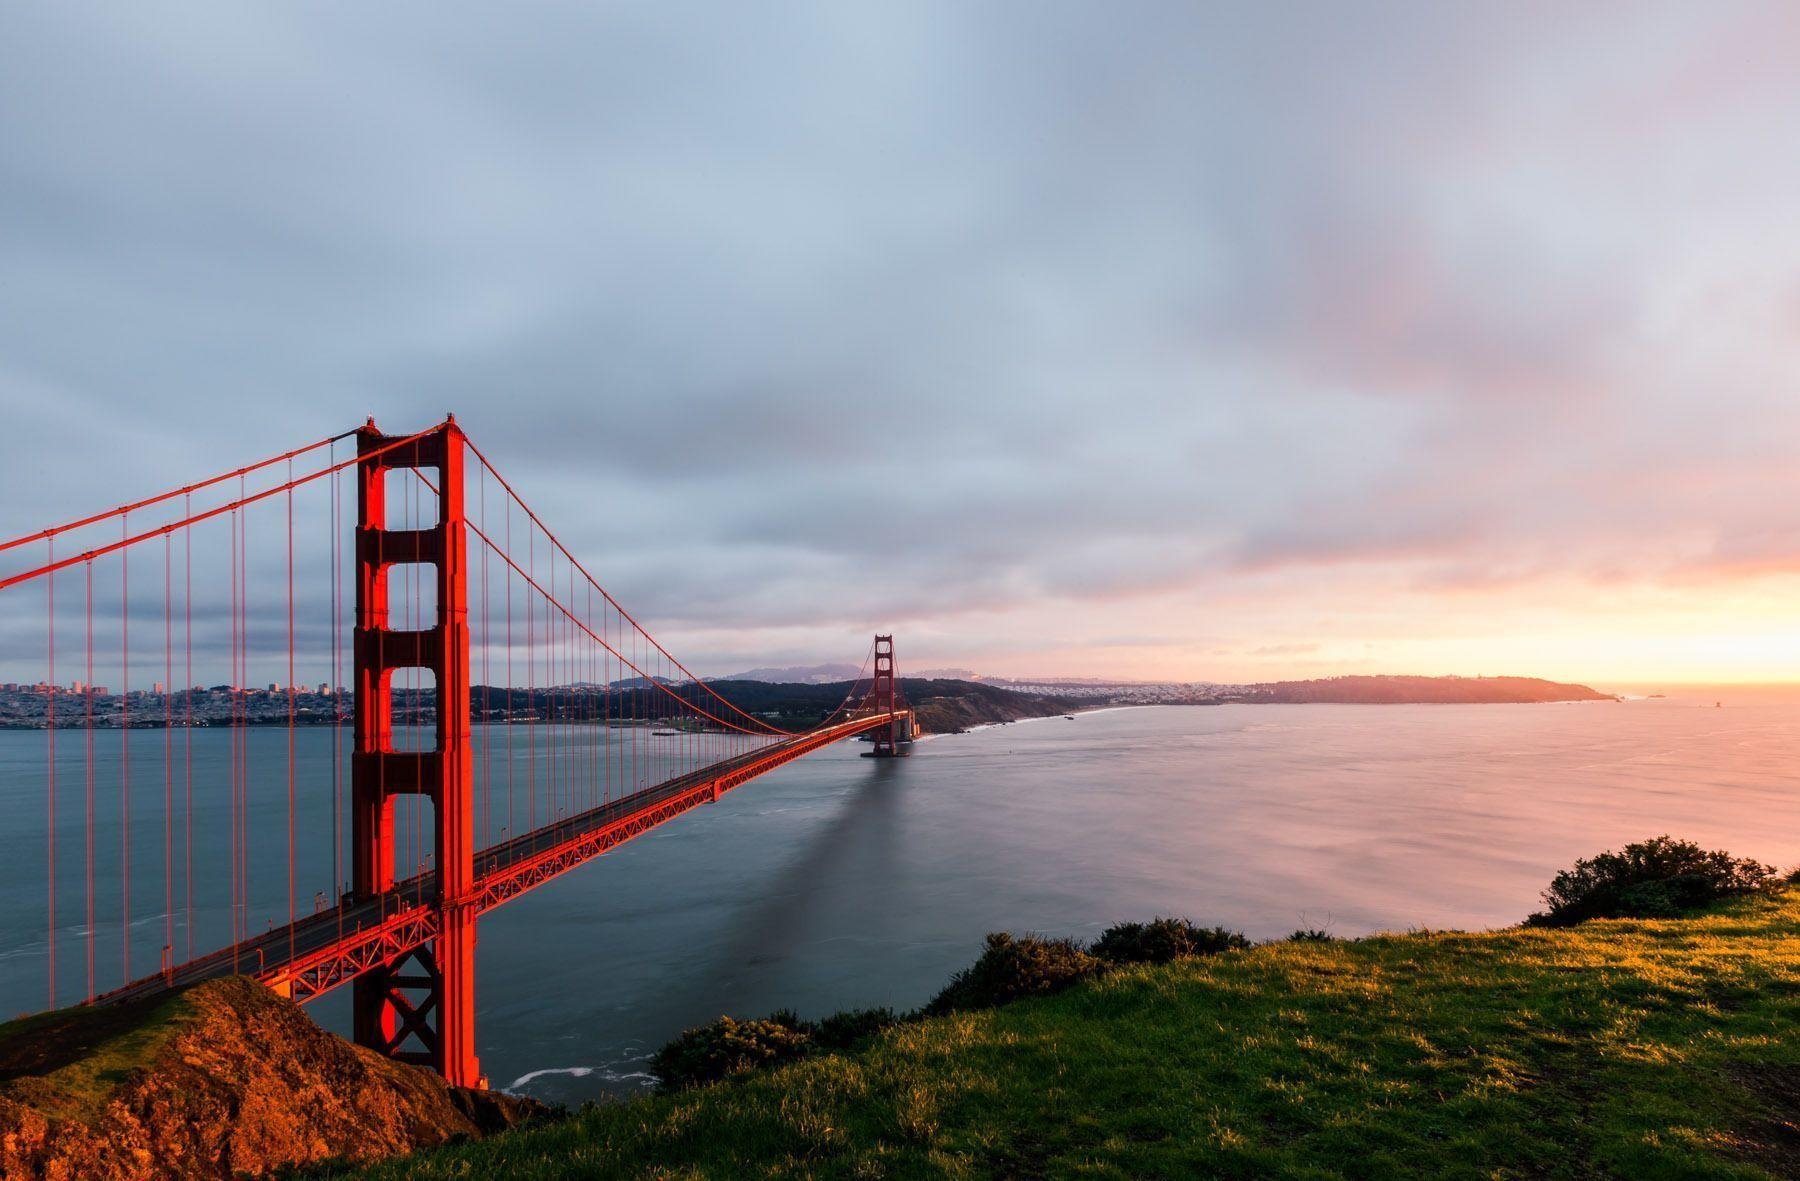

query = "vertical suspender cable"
[287,460,296,960]
[120,515,130,983]
[585,581,593,812]
[527,522,535,838]
[577,564,586,811]
[164,532,173,973]
[560,552,568,818]
[545,537,552,827]
[566,562,572,814]
[183,497,193,960]
[229,497,239,965]
[549,543,557,817]
[631,617,637,783]
[564,553,572,815]
[330,447,341,907]
[573,579,579,810]
[602,600,611,807]
[239,482,249,950]
[479,460,489,849]
[84,560,94,1000]
[505,497,513,842]
[46,542,56,1006]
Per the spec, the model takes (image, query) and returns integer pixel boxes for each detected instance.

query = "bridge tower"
[867,633,911,757]
[351,417,482,1089]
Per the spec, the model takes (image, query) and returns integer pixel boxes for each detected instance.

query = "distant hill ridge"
[1240,675,1613,704]
[714,663,864,685]
[712,669,1609,706]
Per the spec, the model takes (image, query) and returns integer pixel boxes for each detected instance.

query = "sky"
[3,2,1800,686]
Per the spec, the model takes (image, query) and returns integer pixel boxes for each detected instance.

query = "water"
[3,694,1798,1105]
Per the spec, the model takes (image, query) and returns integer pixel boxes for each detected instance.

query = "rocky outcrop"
[910,689,1084,734]
[0,976,545,1179]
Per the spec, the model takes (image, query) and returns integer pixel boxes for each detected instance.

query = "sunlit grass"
[0,990,196,1124]
[334,895,1800,1179]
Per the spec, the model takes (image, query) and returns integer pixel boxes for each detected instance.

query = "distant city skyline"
[4,4,1800,684]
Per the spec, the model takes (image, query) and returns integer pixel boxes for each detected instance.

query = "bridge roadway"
[94,712,900,1008]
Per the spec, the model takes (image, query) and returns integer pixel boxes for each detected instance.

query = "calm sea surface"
[3,693,1798,1105]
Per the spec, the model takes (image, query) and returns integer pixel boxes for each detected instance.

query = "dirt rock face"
[0,976,544,1179]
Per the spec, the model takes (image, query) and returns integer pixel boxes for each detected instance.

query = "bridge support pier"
[865,634,913,757]
[352,417,483,1089]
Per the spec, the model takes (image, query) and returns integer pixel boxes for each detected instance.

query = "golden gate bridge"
[0,416,914,1088]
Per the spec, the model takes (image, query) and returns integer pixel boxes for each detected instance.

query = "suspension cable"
[0,423,448,594]
[0,430,359,556]
[459,434,881,736]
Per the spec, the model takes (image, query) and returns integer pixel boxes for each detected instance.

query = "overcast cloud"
[3,2,1799,684]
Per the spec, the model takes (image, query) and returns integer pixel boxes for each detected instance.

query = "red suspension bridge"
[0,417,914,1089]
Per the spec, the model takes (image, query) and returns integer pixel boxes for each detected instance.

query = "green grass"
[0,987,199,1123]
[335,896,1800,1179]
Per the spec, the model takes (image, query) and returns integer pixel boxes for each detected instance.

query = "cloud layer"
[3,2,1799,683]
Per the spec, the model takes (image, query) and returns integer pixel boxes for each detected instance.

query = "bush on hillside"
[651,1005,904,1090]
[650,1014,813,1090]
[815,1007,899,1051]
[1091,918,1251,965]
[1287,928,1335,942]
[925,933,1103,1015]
[1526,836,1782,928]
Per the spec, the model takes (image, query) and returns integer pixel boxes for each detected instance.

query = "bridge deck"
[95,713,898,1006]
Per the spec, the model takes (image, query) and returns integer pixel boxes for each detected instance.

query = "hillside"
[674,677,1090,733]
[899,677,1095,733]
[1245,674,1614,704]
[336,895,1800,1180]
[0,977,541,1179]
[466,677,1079,732]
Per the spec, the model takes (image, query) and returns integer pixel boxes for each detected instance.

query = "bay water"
[3,692,1797,1105]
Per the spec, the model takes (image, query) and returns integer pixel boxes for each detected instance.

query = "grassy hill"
[335,894,1800,1180]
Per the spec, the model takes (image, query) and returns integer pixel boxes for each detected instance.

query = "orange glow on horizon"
[735,566,1800,688]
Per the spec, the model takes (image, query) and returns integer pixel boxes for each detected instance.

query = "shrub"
[650,1014,813,1090]
[1287,928,1335,942]
[1526,836,1782,928]
[925,933,1103,1015]
[1091,918,1251,965]
[761,1008,811,1033]
[814,1007,899,1051]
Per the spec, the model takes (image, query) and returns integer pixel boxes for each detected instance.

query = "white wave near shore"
[506,1055,657,1095]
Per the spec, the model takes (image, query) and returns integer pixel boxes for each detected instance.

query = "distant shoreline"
[0,673,1616,732]
[0,673,1620,727]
